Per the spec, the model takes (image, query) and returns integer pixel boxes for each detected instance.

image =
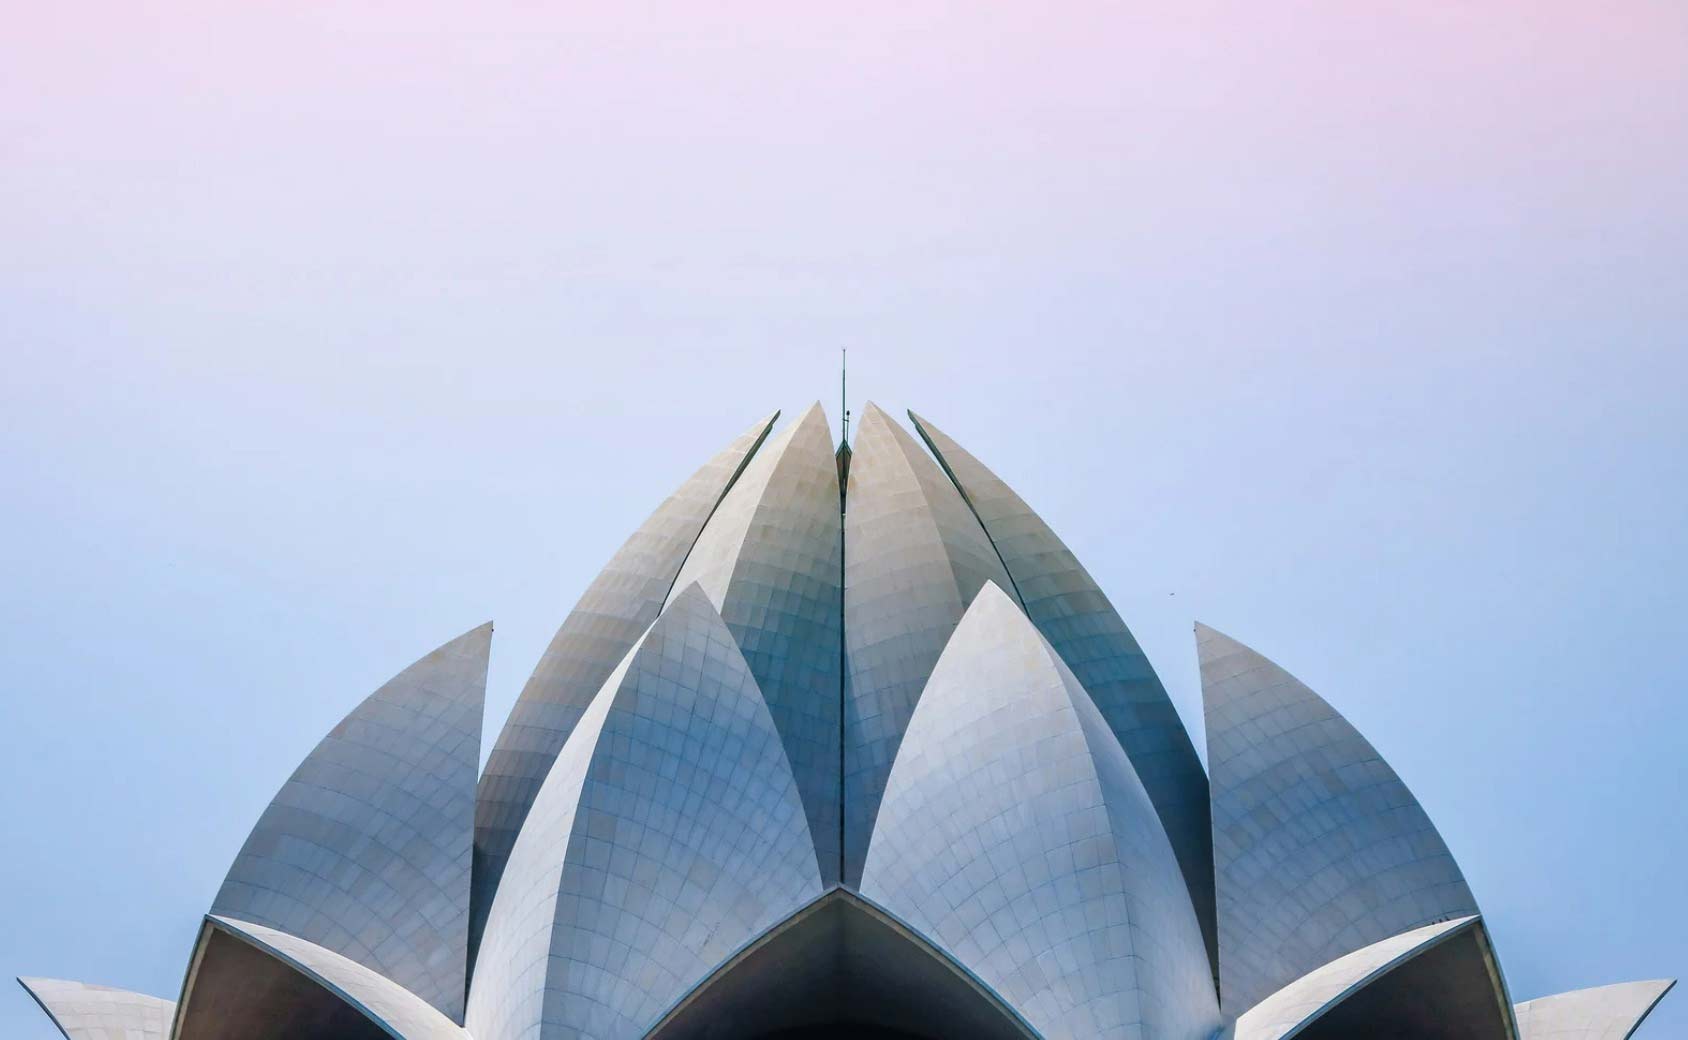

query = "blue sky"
[3,2,1686,1036]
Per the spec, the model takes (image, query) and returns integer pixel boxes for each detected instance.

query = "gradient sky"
[4,2,1686,1036]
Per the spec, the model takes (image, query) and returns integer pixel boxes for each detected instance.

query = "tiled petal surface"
[909,410,1216,968]
[667,403,842,884]
[467,585,824,1040]
[466,641,625,1040]
[1516,979,1676,1040]
[863,584,1218,1040]
[212,623,491,1020]
[472,411,778,951]
[17,978,172,1040]
[1199,622,1479,1016]
[842,403,1018,884]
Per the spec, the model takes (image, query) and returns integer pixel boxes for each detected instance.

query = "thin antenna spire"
[841,348,850,445]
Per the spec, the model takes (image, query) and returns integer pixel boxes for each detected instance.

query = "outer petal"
[909,410,1216,969]
[212,622,491,1020]
[16,978,172,1040]
[466,584,824,1040]
[1198,622,1480,1016]
[862,583,1218,1040]
[1516,979,1676,1040]
[842,403,1019,884]
[175,916,466,1040]
[471,410,778,952]
[665,403,842,884]
[1230,916,1513,1040]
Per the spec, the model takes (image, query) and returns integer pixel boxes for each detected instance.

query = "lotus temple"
[18,404,1675,1040]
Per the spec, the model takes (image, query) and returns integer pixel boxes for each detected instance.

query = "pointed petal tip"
[669,580,712,608]
[904,409,949,449]
[733,408,781,445]
[436,622,494,675]
[903,409,948,443]
[1192,620,1224,650]
[1634,976,1677,999]
[436,621,494,653]
[946,580,1025,639]
[1193,621,1248,659]
[855,402,930,451]
[16,977,58,1028]
[663,580,732,625]
[952,582,1058,672]
[972,578,1018,612]
[794,401,832,431]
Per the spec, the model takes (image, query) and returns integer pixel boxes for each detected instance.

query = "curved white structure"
[1516,979,1677,1040]
[909,410,1217,967]
[20,405,1676,1040]
[472,410,778,949]
[17,977,173,1040]
[1198,622,1480,1016]
[666,402,843,884]
[467,584,824,1040]
[212,622,491,1019]
[842,402,1019,884]
[863,583,1218,1040]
